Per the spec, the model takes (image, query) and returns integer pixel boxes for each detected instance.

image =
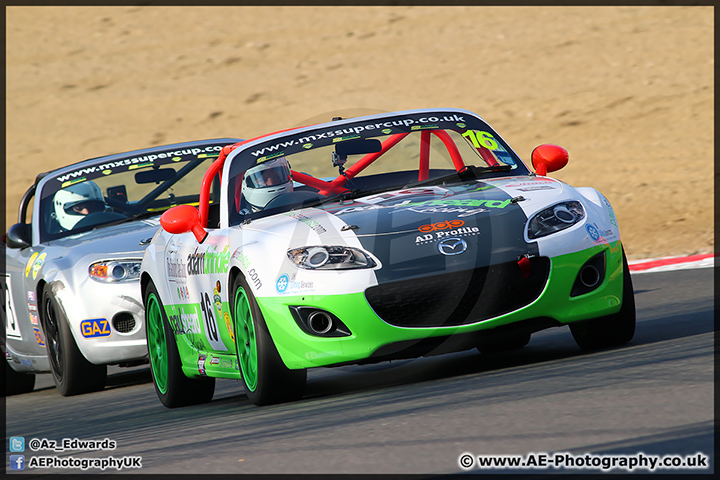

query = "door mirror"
[6,223,31,249]
[160,205,207,243]
[531,144,569,176]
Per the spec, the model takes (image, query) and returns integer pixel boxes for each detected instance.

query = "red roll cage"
[195,128,498,228]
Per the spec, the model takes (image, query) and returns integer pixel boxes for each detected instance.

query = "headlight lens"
[287,246,377,270]
[89,260,142,283]
[527,201,585,239]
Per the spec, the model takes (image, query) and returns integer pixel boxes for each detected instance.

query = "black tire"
[477,331,531,354]
[40,284,107,396]
[231,274,306,406]
[4,358,36,396]
[143,279,214,408]
[570,249,636,350]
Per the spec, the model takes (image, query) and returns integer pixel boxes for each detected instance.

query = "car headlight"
[287,246,377,270]
[89,260,142,283]
[527,201,585,239]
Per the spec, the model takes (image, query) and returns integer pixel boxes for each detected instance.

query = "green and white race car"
[140,108,635,408]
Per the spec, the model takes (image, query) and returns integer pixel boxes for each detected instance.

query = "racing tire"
[477,332,531,354]
[231,274,306,406]
[41,284,107,396]
[144,280,215,408]
[4,358,36,396]
[569,249,636,351]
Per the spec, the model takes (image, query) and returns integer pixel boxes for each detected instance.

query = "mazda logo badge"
[438,238,467,256]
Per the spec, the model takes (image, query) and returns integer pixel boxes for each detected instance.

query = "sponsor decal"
[29,312,39,325]
[276,274,290,294]
[586,223,616,244]
[198,355,207,375]
[335,196,509,217]
[332,134,361,143]
[410,124,439,130]
[418,219,464,233]
[33,327,46,347]
[166,257,187,282]
[516,186,556,192]
[224,312,235,344]
[61,177,87,188]
[80,318,112,338]
[247,268,262,290]
[438,238,468,256]
[393,206,489,218]
[415,225,480,245]
[177,286,190,300]
[250,114,467,158]
[209,355,220,365]
[357,187,451,205]
[187,245,230,275]
[602,196,619,228]
[27,303,37,312]
[284,211,327,234]
[25,252,39,278]
[220,358,233,369]
[233,249,263,290]
[213,283,223,313]
[167,305,203,335]
[31,253,47,280]
[27,291,35,302]
[403,198,512,209]
[503,178,556,188]
[275,273,313,295]
[54,145,224,184]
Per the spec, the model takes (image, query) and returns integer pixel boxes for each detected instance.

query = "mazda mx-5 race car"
[3,138,241,396]
[140,108,635,408]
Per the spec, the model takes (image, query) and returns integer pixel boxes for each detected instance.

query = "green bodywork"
[168,241,624,378]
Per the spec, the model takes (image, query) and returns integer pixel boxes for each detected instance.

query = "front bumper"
[258,241,625,369]
[52,278,148,365]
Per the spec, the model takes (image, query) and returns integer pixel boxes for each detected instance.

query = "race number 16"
[462,130,499,150]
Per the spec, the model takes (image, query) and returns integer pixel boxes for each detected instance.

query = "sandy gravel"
[5,6,713,259]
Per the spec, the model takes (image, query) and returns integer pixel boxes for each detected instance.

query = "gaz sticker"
[80,318,112,338]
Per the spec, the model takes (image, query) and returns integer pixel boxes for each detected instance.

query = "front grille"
[365,257,550,327]
[112,312,136,333]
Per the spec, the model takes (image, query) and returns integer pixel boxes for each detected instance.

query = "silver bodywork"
[5,221,158,372]
[3,138,241,377]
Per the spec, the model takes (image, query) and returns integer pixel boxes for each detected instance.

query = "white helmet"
[53,181,105,230]
[242,157,293,209]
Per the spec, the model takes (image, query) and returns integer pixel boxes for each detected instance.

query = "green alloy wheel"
[231,274,306,406]
[144,280,214,408]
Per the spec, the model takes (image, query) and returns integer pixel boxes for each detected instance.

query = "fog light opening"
[579,264,601,288]
[307,311,334,335]
[112,312,136,334]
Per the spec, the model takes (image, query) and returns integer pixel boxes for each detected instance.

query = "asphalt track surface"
[5,268,714,475]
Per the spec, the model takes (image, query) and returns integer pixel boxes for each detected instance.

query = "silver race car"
[3,138,240,395]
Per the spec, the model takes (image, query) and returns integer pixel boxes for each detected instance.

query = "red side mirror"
[160,205,207,243]
[531,144,569,176]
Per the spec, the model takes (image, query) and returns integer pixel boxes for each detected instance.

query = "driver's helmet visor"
[63,199,105,215]
[245,163,291,188]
